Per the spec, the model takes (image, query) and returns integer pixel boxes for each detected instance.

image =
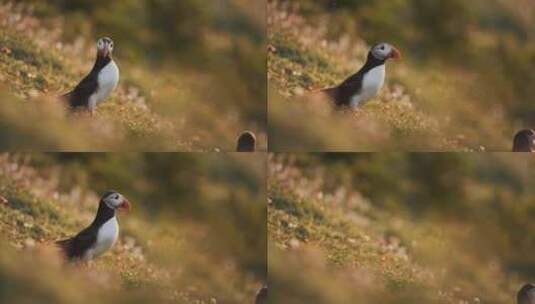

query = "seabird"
[237,131,257,152]
[518,283,535,304]
[322,42,401,109]
[513,129,535,152]
[56,190,130,260]
[255,284,268,304]
[63,37,120,115]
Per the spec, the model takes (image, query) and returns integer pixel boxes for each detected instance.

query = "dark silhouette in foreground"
[513,129,535,152]
[255,284,268,304]
[237,131,256,152]
[518,283,535,304]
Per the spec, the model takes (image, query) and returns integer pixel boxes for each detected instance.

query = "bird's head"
[236,131,257,152]
[513,129,535,152]
[517,283,535,304]
[101,190,131,211]
[370,43,401,61]
[96,37,114,58]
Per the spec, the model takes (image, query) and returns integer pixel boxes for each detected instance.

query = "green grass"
[0,23,187,150]
[267,1,515,151]
[269,183,431,294]
[267,155,522,303]
[0,3,265,151]
[0,154,263,303]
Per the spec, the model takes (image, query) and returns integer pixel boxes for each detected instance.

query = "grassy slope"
[0,4,264,151]
[268,155,520,304]
[267,2,512,151]
[0,154,261,303]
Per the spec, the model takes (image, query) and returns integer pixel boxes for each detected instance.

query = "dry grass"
[268,154,526,303]
[0,3,266,151]
[0,153,264,303]
[268,1,516,151]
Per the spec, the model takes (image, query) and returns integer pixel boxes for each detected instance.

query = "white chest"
[350,65,385,109]
[86,217,119,259]
[95,60,119,103]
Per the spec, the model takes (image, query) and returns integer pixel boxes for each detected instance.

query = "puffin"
[56,190,130,260]
[255,284,268,304]
[322,43,401,109]
[518,283,535,304]
[513,129,535,152]
[62,37,119,115]
[236,131,257,152]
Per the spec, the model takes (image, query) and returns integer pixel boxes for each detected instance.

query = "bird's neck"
[91,54,112,74]
[360,52,385,73]
[90,201,116,228]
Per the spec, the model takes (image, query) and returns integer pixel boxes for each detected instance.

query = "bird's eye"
[380,46,385,50]
[114,195,119,200]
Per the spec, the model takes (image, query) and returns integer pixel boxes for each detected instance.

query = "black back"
[518,284,535,304]
[513,129,535,152]
[63,54,111,109]
[56,199,115,259]
[255,284,268,304]
[324,51,386,107]
[237,131,256,152]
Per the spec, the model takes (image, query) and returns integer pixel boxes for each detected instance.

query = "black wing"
[63,73,99,108]
[322,71,364,107]
[335,71,365,106]
[56,226,97,260]
[255,285,268,304]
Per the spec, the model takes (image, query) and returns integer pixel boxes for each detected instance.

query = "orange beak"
[389,47,401,60]
[119,199,131,212]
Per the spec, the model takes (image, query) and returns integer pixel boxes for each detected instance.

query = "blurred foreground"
[0,1,266,151]
[269,153,535,303]
[0,153,266,303]
[268,0,535,151]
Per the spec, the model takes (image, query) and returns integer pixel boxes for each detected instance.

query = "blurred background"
[269,153,535,303]
[0,152,266,303]
[268,0,535,151]
[0,0,266,151]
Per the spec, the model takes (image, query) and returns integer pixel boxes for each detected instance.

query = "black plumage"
[513,129,535,152]
[237,131,257,152]
[62,37,116,111]
[518,284,535,304]
[56,194,115,260]
[255,284,268,304]
[323,53,386,107]
[63,55,111,109]
[321,43,400,108]
[56,190,129,260]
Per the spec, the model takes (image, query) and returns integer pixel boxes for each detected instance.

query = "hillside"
[0,2,266,151]
[0,153,266,303]
[268,154,534,303]
[268,1,534,151]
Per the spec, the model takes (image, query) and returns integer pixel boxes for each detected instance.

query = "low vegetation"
[268,0,535,151]
[0,2,266,151]
[0,153,266,303]
[268,154,535,303]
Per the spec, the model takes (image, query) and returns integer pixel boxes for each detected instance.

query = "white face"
[371,43,398,61]
[96,37,114,56]
[103,191,127,210]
